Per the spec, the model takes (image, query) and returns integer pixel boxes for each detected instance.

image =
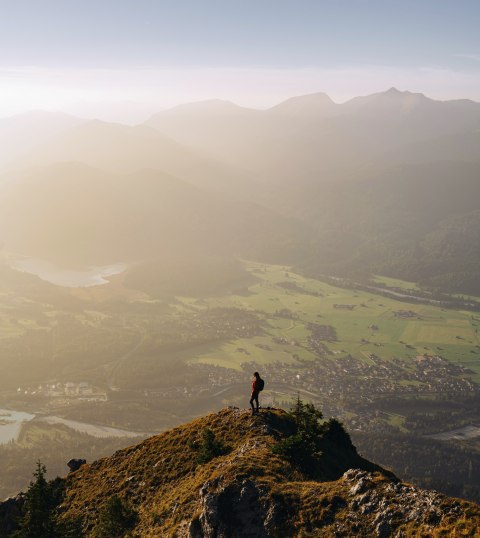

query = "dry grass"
[57,408,480,537]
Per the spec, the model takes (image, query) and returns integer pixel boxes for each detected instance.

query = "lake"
[8,256,126,287]
[0,409,35,444]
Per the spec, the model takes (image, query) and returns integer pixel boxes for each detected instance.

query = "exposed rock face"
[190,477,271,538]
[0,494,25,538]
[338,469,465,537]
[188,468,472,538]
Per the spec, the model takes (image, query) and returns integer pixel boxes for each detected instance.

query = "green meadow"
[188,261,480,381]
[372,274,421,291]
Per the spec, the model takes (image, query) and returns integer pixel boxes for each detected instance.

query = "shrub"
[92,495,138,538]
[196,428,229,464]
[271,432,317,471]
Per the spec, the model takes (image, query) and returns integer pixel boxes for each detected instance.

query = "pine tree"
[12,461,58,538]
[291,395,324,440]
[272,398,325,474]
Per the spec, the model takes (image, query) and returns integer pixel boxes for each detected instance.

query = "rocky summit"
[1,408,479,537]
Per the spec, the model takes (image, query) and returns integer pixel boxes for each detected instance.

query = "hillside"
[0,163,308,267]
[18,119,251,194]
[3,408,479,537]
[0,111,85,169]
[259,161,480,294]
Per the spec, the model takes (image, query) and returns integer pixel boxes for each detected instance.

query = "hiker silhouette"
[250,372,264,414]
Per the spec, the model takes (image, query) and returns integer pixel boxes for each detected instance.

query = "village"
[13,381,107,403]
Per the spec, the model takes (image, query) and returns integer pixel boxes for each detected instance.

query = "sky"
[1,0,480,122]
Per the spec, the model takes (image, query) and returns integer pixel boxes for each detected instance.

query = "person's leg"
[254,393,259,412]
[249,394,255,412]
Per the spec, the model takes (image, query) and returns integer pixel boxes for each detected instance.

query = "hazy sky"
[1,0,480,121]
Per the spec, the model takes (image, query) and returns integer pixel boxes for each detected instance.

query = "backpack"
[257,378,265,392]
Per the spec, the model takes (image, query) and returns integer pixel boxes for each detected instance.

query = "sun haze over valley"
[0,1,480,536]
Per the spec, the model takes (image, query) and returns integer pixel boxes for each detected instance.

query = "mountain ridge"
[144,87,480,184]
[2,408,479,537]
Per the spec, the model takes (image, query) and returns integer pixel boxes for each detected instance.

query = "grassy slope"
[59,409,480,537]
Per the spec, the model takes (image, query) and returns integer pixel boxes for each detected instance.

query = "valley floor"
[0,260,479,503]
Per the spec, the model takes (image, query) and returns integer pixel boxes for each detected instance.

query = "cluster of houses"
[394,309,419,319]
[333,304,356,310]
[240,348,477,405]
[177,308,262,342]
[17,381,106,399]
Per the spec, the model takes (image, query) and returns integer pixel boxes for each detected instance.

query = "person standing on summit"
[250,371,264,414]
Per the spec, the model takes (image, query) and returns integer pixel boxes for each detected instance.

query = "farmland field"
[187,261,480,382]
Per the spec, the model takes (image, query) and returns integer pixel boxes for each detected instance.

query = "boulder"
[67,458,86,473]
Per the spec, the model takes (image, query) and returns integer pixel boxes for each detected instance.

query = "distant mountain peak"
[385,86,403,94]
[344,87,431,110]
[154,99,256,118]
[268,92,336,115]
[383,87,428,100]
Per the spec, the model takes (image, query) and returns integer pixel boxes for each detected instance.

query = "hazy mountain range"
[1,88,479,293]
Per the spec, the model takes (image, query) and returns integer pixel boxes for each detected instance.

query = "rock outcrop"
[185,466,475,537]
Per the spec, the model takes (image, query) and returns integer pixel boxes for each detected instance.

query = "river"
[0,409,35,444]
[0,409,147,445]
[36,416,147,439]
